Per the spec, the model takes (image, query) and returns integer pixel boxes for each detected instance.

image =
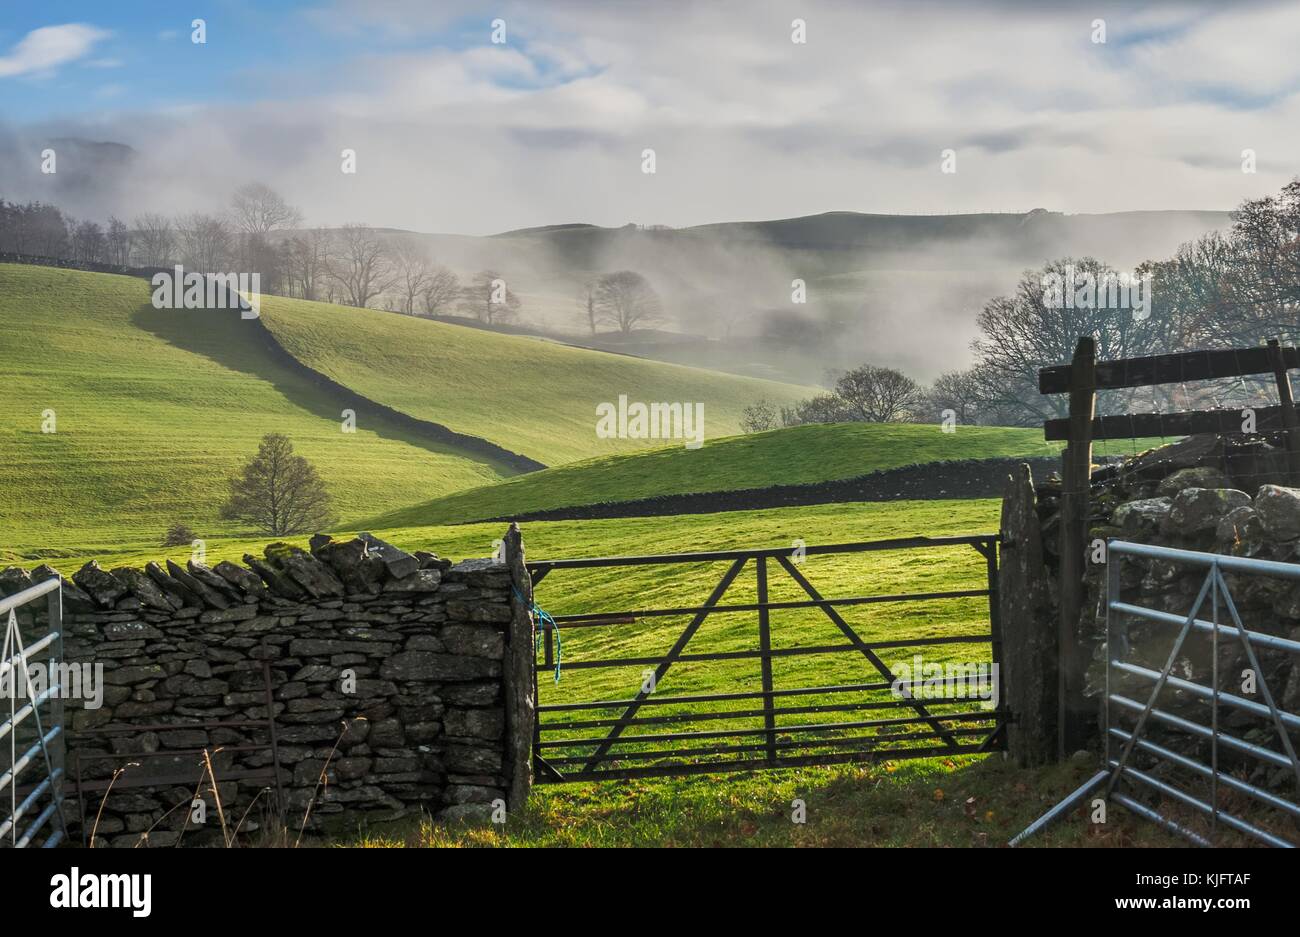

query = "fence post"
[1266,338,1300,486]
[503,523,535,809]
[1058,336,1095,759]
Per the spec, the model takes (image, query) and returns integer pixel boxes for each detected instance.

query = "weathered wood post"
[998,463,1057,766]
[1266,338,1300,486]
[1058,336,1095,759]
[503,523,535,810]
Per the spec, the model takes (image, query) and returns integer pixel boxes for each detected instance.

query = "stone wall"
[0,527,535,847]
[1001,432,1300,782]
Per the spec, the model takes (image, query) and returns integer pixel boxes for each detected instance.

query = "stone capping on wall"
[0,527,536,847]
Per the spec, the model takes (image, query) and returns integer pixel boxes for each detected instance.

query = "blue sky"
[0,1,516,120]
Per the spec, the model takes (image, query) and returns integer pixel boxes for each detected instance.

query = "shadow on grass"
[131,302,517,477]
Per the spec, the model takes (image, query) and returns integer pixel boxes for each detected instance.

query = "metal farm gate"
[526,535,1008,782]
[1,578,70,848]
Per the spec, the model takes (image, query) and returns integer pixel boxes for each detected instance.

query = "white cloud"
[5,0,1299,235]
[0,23,110,79]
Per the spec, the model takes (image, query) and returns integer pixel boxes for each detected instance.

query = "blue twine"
[515,585,561,683]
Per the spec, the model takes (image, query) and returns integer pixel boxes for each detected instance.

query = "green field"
[0,265,810,561]
[369,421,1063,527]
[260,293,813,465]
[0,264,510,561]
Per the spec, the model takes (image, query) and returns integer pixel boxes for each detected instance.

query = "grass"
[367,421,1064,527]
[259,293,815,465]
[348,756,1185,847]
[0,265,509,561]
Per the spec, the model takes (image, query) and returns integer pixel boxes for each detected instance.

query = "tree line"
[0,183,672,336]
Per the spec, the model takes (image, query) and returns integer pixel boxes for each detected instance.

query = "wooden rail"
[1039,336,1300,759]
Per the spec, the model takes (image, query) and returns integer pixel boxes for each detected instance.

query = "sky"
[1,0,1299,234]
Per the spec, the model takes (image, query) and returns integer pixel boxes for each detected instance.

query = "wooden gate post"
[1058,336,1096,759]
[1266,338,1300,486]
[503,523,536,806]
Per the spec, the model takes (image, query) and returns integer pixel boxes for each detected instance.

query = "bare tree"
[834,365,923,422]
[327,223,395,308]
[740,398,778,433]
[923,370,983,425]
[71,220,106,264]
[105,216,132,266]
[579,279,598,335]
[285,228,331,301]
[969,257,1166,425]
[228,182,303,235]
[459,270,521,326]
[594,270,663,333]
[176,212,234,273]
[219,433,334,536]
[132,213,174,267]
[421,266,460,315]
[780,393,851,427]
[391,241,432,315]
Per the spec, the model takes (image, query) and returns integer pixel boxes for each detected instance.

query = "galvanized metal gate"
[1102,540,1300,847]
[1012,539,1300,847]
[1,578,69,847]
[527,535,1008,782]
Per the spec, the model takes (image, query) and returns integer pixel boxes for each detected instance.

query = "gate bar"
[1008,769,1107,847]
[1109,728,1300,821]
[1110,694,1292,768]
[538,677,993,712]
[527,534,997,571]
[546,588,992,625]
[1109,761,1293,849]
[539,633,992,672]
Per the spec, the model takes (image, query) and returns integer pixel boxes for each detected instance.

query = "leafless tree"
[969,257,1167,425]
[578,279,598,335]
[71,220,106,264]
[459,269,521,325]
[390,241,432,315]
[923,370,983,425]
[780,393,851,427]
[105,216,131,266]
[285,228,331,301]
[176,212,234,273]
[421,266,460,315]
[594,270,663,333]
[228,182,303,235]
[740,398,778,433]
[327,223,395,308]
[132,213,174,267]
[834,365,922,422]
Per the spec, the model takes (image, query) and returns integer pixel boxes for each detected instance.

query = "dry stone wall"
[0,526,535,847]
[1001,432,1300,786]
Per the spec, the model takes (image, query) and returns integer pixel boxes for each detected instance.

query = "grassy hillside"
[259,294,814,465]
[367,422,1062,527]
[0,264,511,559]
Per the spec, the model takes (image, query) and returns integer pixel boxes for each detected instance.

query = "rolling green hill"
[366,422,1062,527]
[0,264,808,560]
[258,294,814,465]
[0,264,513,559]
